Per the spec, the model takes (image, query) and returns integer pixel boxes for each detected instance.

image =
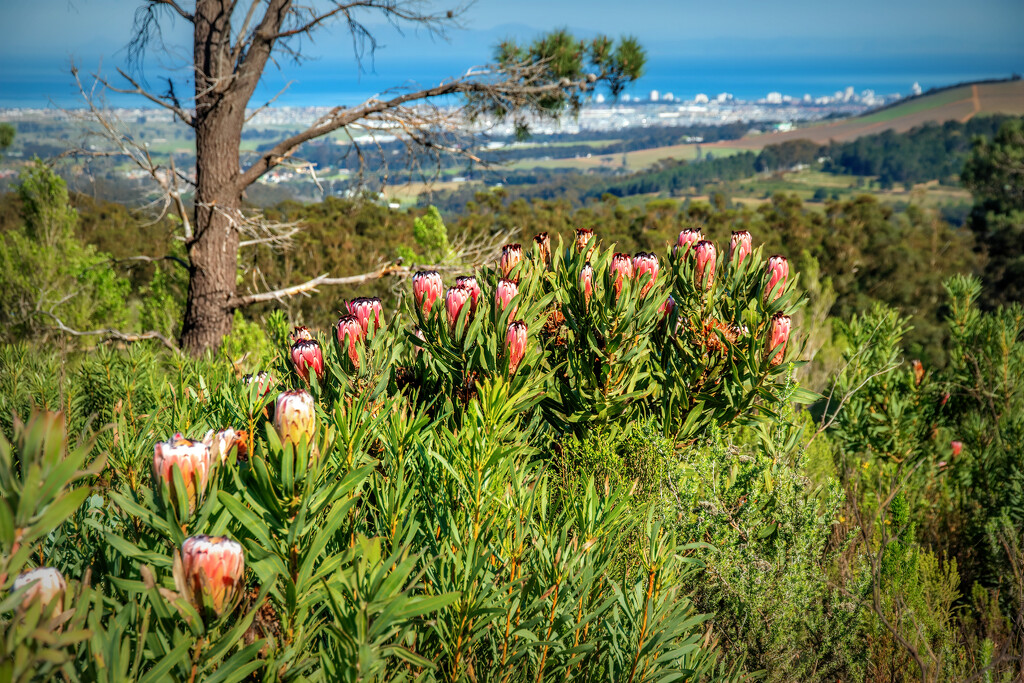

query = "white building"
[765,92,783,104]
[649,90,660,102]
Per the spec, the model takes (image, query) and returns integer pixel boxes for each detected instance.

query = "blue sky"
[1,0,1022,106]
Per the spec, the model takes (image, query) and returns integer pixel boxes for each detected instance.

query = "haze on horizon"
[1,0,1022,107]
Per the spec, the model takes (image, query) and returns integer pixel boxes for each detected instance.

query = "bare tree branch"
[150,0,195,23]
[38,310,178,352]
[111,254,190,270]
[96,68,196,126]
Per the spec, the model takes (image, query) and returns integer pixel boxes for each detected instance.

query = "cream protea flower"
[768,313,792,366]
[153,434,212,512]
[765,255,789,301]
[455,276,481,314]
[580,263,594,306]
[632,252,660,297]
[609,253,634,297]
[494,278,519,318]
[204,428,243,464]
[336,314,363,369]
[274,390,316,448]
[179,535,245,617]
[694,240,717,290]
[534,232,551,266]
[290,338,325,384]
[12,567,66,609]
[242,371,274,397]
[574,228,594,253]
[445,285,473,331]
[290,326,314,343]
[730,230,752,265]
[412,270,444,315]
[674,227,703,256]
[346,297,384,334]
[500,243,524,280]
[504,320,528,374]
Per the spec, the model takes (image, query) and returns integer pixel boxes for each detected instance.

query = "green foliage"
[0,122,14,157]
[411,204,450,262]
[219,310,277,374]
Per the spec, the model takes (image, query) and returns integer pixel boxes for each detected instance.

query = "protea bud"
[534,232,551,265]
[694,241,717,290]
[609,252,634,297]
[180,535,245,617]
[413,270,444,315]
[242,371,274,397]
[336,314,363,368]
[765,255,789,301]
[446,285,472,331]
[290,338,325,384]
[505,320,528,374]
[575,228,595,253]
[290,326,314,343]
[12,567,66,609]
[730,231,752,265]
[910,359,924,386]
[659,294,676,318]
[951,440,963,457]
[768,313,792,366]
[204,428,243,464]
[632,252,660,297]
[273,390,316,448]
[455,276,481,314]
[580,264,594,306]
[153,434,212,512]
[346,297,383,334]
[500,243,524,280]
[494,278,519,317]
[674,228,703,256]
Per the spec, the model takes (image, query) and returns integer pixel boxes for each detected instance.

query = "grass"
[855,87,972,125]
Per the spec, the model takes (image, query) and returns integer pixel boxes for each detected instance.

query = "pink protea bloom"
[346,297,383,334]
[730,230,752,265]
[274,390,316,448]
[336,314,363,368]
[609,252,634,297]
[13,567,66,610]
[290,338,325,384]
[574,228,595,253]
[500,243,524,280]
[154,433,212,512]
[580,264,594,306]
[180,535,245,617]
[534,232,551,265]
[632,252,660,297]
[446,285,473,331]
[768,313,792,366]
[674,228,704,257]
[494,278,520,318]
[412,270,444,315]
[951,441,963,457]
[289,326,314,343]
[659,294,676,318]
[505,320,528,374]
[694,240,717,290]
[455,276,481,314]
[242,371,274,397]
[765,255,790,301]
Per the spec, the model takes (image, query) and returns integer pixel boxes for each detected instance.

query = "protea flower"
[674,228,703,256]
[154,434,212,512]
[179,535,245,617]
[413,270,444,315]
[951,441,963,457]
[694,241,717,290]
[500,243,524,280]
[534,232,551,265]
[574,228,595,253]
[632,252,660,297]
[659,294,676,319]
[768,313,792,366]
[609,253,634,297]
[455,276,481,314]
[290,338,325,384]
[730,231,752,265]
[505,320,528,374]
[12,567,66,610]
[580,264,594,306]
[290,326,314,343]
[765,255,789,301]
[346,297,383,334]
[204,428,243,464]
[336,314,363,368]
[446,285,473,331]
[274,390,316,448]
[494,278,519,318]
[242,371,274,397]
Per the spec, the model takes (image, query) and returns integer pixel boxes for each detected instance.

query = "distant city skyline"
[1,0,1021,107]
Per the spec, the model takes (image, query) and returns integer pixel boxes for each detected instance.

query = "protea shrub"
[336,314,363,369]
[242,371,274,396]
[574,228,594,253]
[500,243,524,280]
[12,567,66,610]
[534,232,551,266]
[346,297,383,335]
[455,276,481,314]
[445,285,473,332]
[580,263,594,306]
[730,230,752,265]
[412,270,444,315]
[633,252,660,297]
[153,434,212,513]
[273,390,316,449]
[769,313,792,366]
[694,240,717,290]
[290,337,325,384]
[494,278,519,318]
[177,535,245,618]
[609,253,634,297]
[765,255,789,301]
[505,320,528,374]
[674,227,703,256]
